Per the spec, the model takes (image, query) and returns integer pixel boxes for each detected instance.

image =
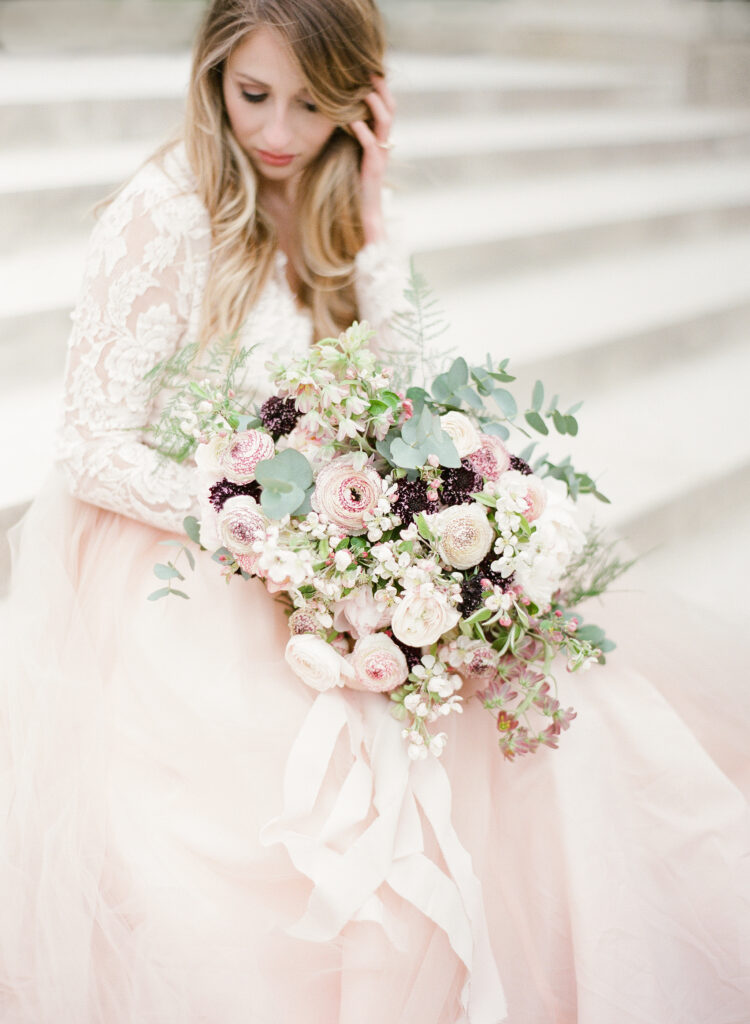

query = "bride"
[1,1,748,1021]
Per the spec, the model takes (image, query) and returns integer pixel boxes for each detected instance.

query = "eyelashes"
[241,91,318,113]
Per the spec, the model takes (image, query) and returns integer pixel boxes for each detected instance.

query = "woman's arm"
[57,166,211,533]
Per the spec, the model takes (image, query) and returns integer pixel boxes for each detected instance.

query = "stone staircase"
[1,0,749,613]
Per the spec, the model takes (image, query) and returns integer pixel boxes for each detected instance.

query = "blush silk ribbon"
[260,688,508,1024]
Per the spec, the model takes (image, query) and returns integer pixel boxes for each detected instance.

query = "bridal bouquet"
[150,320,627,762]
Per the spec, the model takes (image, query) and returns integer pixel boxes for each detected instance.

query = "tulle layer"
[1,471,749,1023]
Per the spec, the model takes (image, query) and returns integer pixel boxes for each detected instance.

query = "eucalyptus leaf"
[430,372,452,403]
[576,624,606,646]
[183,515,201,545]
[483,421,510,441]
[184,548,196,571]
[261,481,306,519]
[454,385,484,410]
[148,588,172,602]
[429,431,461,469]
[565,415,579,436]
[524,410,549,435]
[153,563,184,581]
[294,483,315,517]
[255,448,313,490]
[376,435,394,461]
[531,380,544,412]
[493,388,517,419]
[552,409,568,434]
[446,356,469,390]
[390,437,424,470]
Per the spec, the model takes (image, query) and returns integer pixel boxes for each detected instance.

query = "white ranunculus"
[391,586,461,647]
[218,496,267,556]
[284,635,355,692]
[349,633,409,693]
[439,412,481,459]
[332,585,393,639]
[426,503,494,571]
[195,433,231,477]
[311,455,382,535]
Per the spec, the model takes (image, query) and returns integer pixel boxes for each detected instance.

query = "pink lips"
[256,150,295,167]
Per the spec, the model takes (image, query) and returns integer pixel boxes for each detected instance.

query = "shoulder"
[82,143,211,283]
[95,142,210,246]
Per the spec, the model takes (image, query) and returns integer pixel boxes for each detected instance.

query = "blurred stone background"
[1,0,749,614]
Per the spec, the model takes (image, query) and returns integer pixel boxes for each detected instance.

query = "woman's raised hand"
[350,75,396,246]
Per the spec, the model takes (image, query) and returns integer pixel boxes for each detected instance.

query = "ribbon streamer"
[260,688,507,1024]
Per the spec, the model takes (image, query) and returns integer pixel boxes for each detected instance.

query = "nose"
[262,101,294,152]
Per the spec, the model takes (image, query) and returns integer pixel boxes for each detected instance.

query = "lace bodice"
[57,144,408,533]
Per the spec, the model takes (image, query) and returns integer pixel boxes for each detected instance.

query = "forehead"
[226,26,307,91]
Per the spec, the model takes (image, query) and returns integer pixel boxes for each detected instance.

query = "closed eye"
[242,91,267,104]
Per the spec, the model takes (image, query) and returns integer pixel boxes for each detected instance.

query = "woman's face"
[222,28,338,188]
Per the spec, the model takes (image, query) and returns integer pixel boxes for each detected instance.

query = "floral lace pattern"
[57,145,408,533]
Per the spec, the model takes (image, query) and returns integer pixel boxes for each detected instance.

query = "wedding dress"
[1,143,748,1024]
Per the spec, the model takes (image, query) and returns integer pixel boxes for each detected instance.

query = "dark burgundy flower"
[440,459,483,507]
[259,395,301,439]
[509,455,532,476]
[208,477,262,512]
[391,478,438,526]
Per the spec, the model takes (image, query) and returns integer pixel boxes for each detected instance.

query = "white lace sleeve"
[56,164,210,533]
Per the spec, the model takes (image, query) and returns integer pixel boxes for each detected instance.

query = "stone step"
[0,50,669,151]
[401,155,750,279]
[393,107,750,188]
[385,0,747,64]
[438,231,750,397]
[5,107,750,254]
[4,165,750,388]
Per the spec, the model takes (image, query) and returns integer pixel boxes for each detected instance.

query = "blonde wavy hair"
[185,0,386,346]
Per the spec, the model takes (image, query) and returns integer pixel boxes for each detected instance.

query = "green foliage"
[556,523,637,607]
[254,449,314,520]
[143,338,257,462]
[382,261,455,388]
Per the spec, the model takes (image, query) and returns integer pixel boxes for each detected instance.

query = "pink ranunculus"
[348,633,409,693]
[332,585,393,639]
[468,434,511,482]
[391,586,462,648]
[311,455,382,536]
[288,609,319,635]
[219,429,275,483]
[217,496,267,556]
[523,475,547,522]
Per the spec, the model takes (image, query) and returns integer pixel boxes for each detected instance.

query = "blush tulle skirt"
[1,470,748,1023]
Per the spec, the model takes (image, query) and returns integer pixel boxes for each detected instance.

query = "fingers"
[350,118,378,153]
[371,74,396,117]
[363,89,392,145]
